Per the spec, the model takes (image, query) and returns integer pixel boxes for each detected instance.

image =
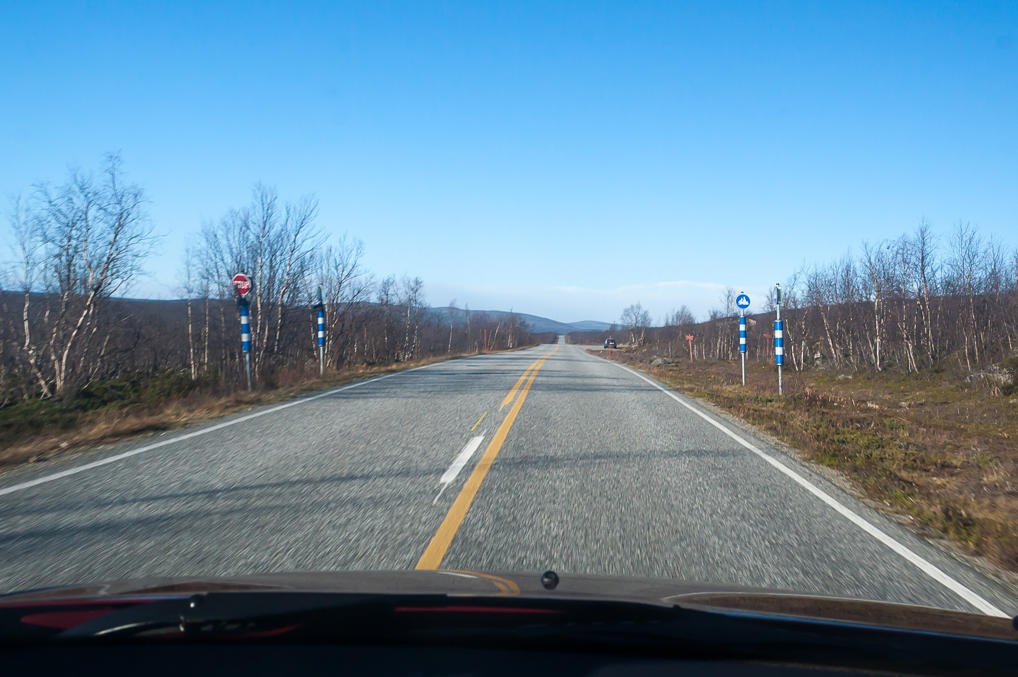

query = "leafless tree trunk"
[863,243,890,371]
[446,300,457,353]
[948,223,983,370]
[913,222,938,364]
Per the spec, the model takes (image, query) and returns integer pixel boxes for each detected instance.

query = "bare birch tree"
[14,156,155,396]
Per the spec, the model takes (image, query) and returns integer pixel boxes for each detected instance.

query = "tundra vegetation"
[582,225,1018,572]
[0,157,546,459]
[606,222,1017,373]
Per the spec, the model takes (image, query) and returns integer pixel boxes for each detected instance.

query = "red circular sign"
[232,273,252,296]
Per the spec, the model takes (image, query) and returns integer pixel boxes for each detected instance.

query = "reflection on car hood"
[1,570,1014,641]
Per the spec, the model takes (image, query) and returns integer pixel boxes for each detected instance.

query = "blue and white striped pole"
[239,301,252,391]
[739,312,747,385]
[774,283,783,395]
[315,287,325,376]
[317,309,325,375]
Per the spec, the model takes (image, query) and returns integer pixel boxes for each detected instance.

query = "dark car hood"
[2,569,1014,641]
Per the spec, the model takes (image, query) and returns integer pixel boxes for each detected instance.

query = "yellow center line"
[499,358,541,408]
[469,411,488,431]
[416,345,559,570]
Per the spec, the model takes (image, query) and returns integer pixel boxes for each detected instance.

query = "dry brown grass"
[596,348,1018,574]
[0,350,512,469]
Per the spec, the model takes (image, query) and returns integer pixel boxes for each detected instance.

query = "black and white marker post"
[736,292,750,386]
[774,283,783,396]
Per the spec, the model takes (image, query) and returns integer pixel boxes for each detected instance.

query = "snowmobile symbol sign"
[232,273,252,296]
[736,294,751,309]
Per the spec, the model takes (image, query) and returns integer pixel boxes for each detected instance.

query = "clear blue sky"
[2,1,1016,323]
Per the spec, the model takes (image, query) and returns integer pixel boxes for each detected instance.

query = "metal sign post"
[774,283,783,396]
[736,292,750,386]
[685,334,694,362]
[232,273,253,391]
[315,287,325,376]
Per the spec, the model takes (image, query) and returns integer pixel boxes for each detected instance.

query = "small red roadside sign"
[232,273,252,296]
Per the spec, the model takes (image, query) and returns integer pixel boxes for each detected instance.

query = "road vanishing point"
[1,338,1015,617]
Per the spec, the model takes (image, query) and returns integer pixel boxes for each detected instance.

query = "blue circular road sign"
[736,293,751,309]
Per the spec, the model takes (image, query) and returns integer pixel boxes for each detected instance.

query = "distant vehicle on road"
[604,337,617,349]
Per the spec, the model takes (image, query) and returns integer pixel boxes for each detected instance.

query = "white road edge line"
[606,358,1008,618]
[434,435,485,505]
[0,362,445,499]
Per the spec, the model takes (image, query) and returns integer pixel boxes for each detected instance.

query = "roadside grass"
[595,349,1018,575]
[0,348,524,469]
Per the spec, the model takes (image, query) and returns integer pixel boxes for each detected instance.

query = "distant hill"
[2,291,611,338]
[428,307,611,335]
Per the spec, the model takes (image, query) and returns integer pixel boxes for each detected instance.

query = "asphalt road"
[1,338,1015,617]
